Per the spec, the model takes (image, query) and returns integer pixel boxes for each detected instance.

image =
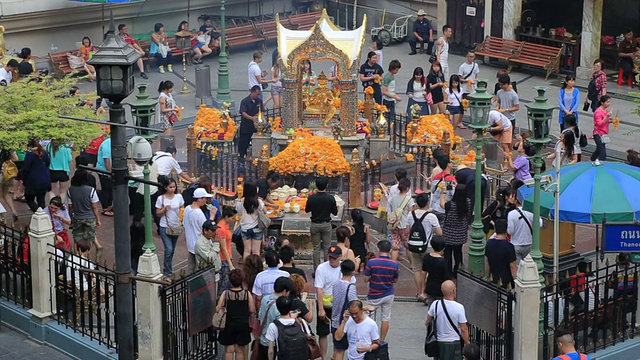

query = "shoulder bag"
[387,195,411,230]
[250,300,276,360]
[424,300,439,357]
[257,204,271,230]
[441,299,465,349]
[163,196,184,236]
[514,207,533,235]
[364,342,390,360]
[212,290,228,330]
[462,63,476,80]
[297,318,322,359]
[2,160,18,181]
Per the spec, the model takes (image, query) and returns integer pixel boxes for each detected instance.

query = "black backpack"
[275,319,310,360]
[408,211,430,253]
[587,77,598,101]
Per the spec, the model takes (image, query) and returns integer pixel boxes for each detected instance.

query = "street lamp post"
[215,0,233,109]
[466,80,493,276]
[87,13,140,360]
[525,87,553,286]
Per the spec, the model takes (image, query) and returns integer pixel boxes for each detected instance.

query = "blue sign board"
[604,223,640,252]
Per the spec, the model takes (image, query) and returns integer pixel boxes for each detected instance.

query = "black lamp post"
[87,13,140,360]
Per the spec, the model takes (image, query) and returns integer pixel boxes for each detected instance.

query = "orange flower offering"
[364,86,374,95]
[613,116,620,130]
[463,150,476,163]
[293,128,314,138]
[358,99,365,113]
[193,104,237,141]
[356,120,371,137]
[406,113,465,146]
[461,99,469,109]
[405,153,415,162]
[269,116,283,132]
[176,107,183,119]
[450,154,463,165]
[269,134,350,176]
[374,103,389,113]
[331,98,341,108]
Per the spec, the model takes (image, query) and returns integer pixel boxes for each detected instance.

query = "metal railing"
[0,223,32,308]
[542,261,639,358]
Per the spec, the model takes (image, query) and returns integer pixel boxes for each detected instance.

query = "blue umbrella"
[518,162,640,224]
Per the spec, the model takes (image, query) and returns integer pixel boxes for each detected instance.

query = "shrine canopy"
[276,9,366,69]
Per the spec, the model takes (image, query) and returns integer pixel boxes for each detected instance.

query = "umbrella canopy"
[518,162,640,224]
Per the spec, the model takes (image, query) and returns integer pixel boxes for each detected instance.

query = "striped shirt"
[364,256,399,299]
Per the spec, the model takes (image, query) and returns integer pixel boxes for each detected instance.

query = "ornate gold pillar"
[349,148,362,208]
[441,130,451,157]
[186,125,197,175]
[282,78,299,131]
[258,144,270,178]
[340,79,357,136]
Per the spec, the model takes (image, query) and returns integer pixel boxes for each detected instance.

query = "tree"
[0,76,102,151]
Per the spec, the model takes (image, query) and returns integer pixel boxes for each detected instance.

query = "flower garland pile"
[406,113,464,146]
[269,132,350,176]
[193,104,237,141]
[269,116,282,132]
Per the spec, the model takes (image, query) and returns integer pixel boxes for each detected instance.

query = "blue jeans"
[159,227,179,277]
[241,226,263,241]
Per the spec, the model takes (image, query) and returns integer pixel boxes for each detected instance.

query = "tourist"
[349,209,370,272]
[364,240,399,341]
[334,300,381,360]
[257,276,293,360]
[150,23,173,74]
[436,25,452,80]
[488,109,513,154]
[243,254,263,293]
[197,16,221,55]
[248,51,276,92]
[66,240,104,296]
[82,130,105,167]
[0,150,18,221]
[458,50,479,99]
[427,61,446,115]
[558,75,580,132]
[46,140,73,204]
[548,129,578,167]
[43,196,72,250]
[195,220,229,277]
[453,164,487,216]
[493,69,518,96]
[359,51,384,104]
[22,140,51,212]
[506,189,541,266]
[444,74,464,129]
[552,330,591,360]
[482,186,514,235]
[587,59,607,112]
[421,235,451,307]
[252,250,289,304]
[66,169,101,247]
[289,273,313,322]
[157,81,180,136]
[217,207,236,294]
[155,177,185,281]
[430,155,456,224]
[406,193,442,300]
[152,146,195,184]
[217,268,255,360]
[388,178,414,261]
[381,59,402,116]
[331,259,358,360]
[95,134,113,216]
[238,86,264,158]
[562,114,583,162]
[371,39,384,68]
[0,59,19,85]
[183,188,213,272]
[408,9,433,55]
[305,176,338,271]
[117,24,147,79]
[257,171,281,209]
[485,219,516,289]
[505,140,532,182]
[406,66,430,116]
[236,182,266,259]
[617,29,638,86]
[265,296,310,360]
[426,280,470,359]
[443,183,470,276]
[279,245,306,280]
[270,57,283,110]
[177,20,211,64]
[77,37,97,81]
[336,225,360,271]
[496,74,520,128]
[301,59,317,88]
[591,95,612,165]
[17,47,35,76]
[315,246,344,360]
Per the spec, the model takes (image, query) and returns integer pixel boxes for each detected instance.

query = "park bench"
[473,36,524,65]
[225,22,267,53]
[287,11,322,30]
[508,41,562,80]
[138,36,190,72]
[49,50,88,78]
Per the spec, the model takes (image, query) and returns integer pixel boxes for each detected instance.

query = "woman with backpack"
[558,75,579,132]
[443,183,470,276]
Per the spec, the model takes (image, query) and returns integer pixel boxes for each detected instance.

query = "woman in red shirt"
[591,95,612,164]
[217,207,237,296]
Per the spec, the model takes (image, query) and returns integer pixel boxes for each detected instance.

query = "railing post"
[514,254,542,360]
[186,125,197,175]
[28,209,56,319]
[136,249,164,360]
[349,148,363,209]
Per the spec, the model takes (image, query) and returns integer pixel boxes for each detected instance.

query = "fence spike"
[180,269,187,279]
[606,258,610,266]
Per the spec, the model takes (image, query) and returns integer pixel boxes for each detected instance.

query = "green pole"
[216,0,231,102]
[531,144,545,284]
[142,163,156,252]
[467,131,486,276]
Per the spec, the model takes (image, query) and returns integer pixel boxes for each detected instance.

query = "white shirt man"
[507,203,543,265]
[152,148,194,184]
[183,188,213,272]
[426,280,470,351]
[458,51,480,96]
[334,300,381,360]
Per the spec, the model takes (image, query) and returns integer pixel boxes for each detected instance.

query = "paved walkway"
[0,326,71,360]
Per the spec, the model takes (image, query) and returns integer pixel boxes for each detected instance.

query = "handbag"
[212,290,228,330]
[163,197,184,236]
[2,160,18,181]
[441,299,465,348]
[429,53,437,63]
[168,112,179,125]
[425,91,433,105]
[424,300,439,357]
[600,134,611,144]
[258,208,271,229]
[197,34,211,45]
[298,318,322,359]
[364,342,389,360]
[583,101,590,112]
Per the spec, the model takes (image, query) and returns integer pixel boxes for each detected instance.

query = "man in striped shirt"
[363,240,399,341]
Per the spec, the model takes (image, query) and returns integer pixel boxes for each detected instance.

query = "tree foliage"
[0,76,102,151]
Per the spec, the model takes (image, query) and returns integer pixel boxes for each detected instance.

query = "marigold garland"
[364,86,374,95]
[269,133,350,176]
[406,113,465,146]
[269,116,282,132]
[193,104,237,141]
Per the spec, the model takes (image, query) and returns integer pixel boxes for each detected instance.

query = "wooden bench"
[508,41,562,80]
[138,36,191,72]
[225,22,267,52]
[49,50,88,78]
[288,11,322,30]
[473,36,524,65]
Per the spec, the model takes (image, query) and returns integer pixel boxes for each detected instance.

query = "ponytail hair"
[597,95,611,108]
[158,80,174,93]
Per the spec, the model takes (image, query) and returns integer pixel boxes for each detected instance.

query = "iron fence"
[161,266,218,360]
[0,223,32,308]
[542,261,639,358]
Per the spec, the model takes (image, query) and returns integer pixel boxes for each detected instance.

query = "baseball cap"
[193,188,213,198]
[202,220,219,231]
[327,246,342,258]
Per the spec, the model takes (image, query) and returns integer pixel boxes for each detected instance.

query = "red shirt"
[86,135,105,155]
[121,33,137,46]
[217,220,232,261]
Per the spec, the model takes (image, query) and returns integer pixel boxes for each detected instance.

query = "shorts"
[271,86,283,96]
[409,251,426,272]
[241,226,263,241]
[331,326,349,351]
[50,170,70,183]
[192,43,205,50]
[494,125,514,144]
[367,294,394,321]
[71,218,97,243]
[316,306,332,336]
[390,228,408,251]
[218,322,251,346]
[447,105,463,115]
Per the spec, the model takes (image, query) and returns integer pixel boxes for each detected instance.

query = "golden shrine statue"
[303,72,339,126]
